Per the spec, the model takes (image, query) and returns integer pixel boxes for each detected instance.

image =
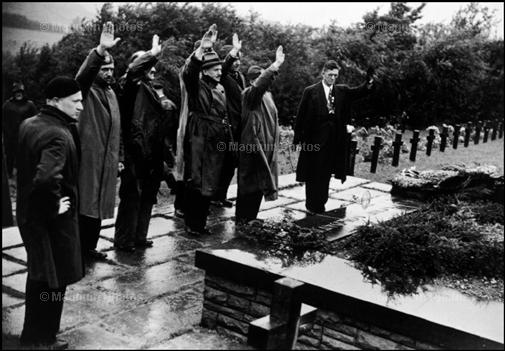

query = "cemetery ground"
[3,127,504,349]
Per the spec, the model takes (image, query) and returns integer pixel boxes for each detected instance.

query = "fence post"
[410,130,420,162]
[392,132,403,167]
[348,140,358,176]
[474,121,482,145]
[464,122,472,147]
[453,124,460,149]
[426,129,435,156]
[491,120,498,140]
[483,121,490,143]
[499,121,504,139]
[370,136,383,173]
[440,126,448,152]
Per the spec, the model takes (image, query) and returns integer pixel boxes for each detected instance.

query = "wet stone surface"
[2,175,421,349]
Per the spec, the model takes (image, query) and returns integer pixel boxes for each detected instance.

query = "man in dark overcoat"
[114,34,167,251]
[236,46,285,223]
[212,34,247,208]
[75,21,121,261]
[294,60,374,213]
[181,24,233,235]
[2,82,38,177]
[17,76,85,349]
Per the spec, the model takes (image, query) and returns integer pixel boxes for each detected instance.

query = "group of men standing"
[11,21,374,349]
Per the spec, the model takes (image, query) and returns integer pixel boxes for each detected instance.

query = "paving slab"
[3,246,27,264]
[2,259,26,276]
[329,176,370,191]
[362,181,393,193]
[2,293,23,308]
[2,304,24,337]
[107,235,203,267]
[287,198,350,213]
[2,272,27,295]
[61,322,144,350]
[149,326,254,350]
[1,226,23,249]
[257,207,307,221]
[329,186,390,203]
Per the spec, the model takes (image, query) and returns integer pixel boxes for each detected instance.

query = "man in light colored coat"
[75,22,122,261]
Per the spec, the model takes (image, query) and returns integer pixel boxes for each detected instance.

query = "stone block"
[327,323,358,338]
[321,335,361,350]
[204,285,228,304]
[204,301,245,322]
[206,274,255,296]
[201,308,218,329]
[297,334,321,348]
[317,310,341,324]
[227,294,250,313]
[356,330,402,350]
[387,332,417,348]
[249,301,270,318]
[306,323,323,340]
[217,314,250,335]
[324,326,356,344]
[255,289,272,305]
[295,340,320,350]
[216,326,248,343]
[415,340,441,350]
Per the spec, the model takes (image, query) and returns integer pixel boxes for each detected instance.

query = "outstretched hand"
[200,24,218,50]
[272,45,285,69]
[98,21,120,54]
[232,33,242,51]
[151,34,162,56]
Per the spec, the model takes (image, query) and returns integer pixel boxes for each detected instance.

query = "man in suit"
[293,60,374,214]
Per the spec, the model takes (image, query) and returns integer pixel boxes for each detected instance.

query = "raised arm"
[75,22,120,98]
[222,33,241,77]
[243,46,285,108]
[344,66,375,101]
[182,24,218,96]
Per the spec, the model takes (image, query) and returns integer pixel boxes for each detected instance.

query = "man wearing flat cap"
[75,22,121,261]
[17,76,85,349]
[2,82,38,177]
[236,46,285,223]
[179,24,233,235]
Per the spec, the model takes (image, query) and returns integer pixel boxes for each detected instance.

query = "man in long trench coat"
[75,22,121,261]
[181,24,233,235]
[17,76,85,349]
[294,60,374,213]
[236,46,285,223]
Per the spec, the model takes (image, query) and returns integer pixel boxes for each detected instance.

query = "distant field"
[2,26,64,54]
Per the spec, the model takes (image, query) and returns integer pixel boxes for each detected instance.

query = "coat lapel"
[316,82,328,115]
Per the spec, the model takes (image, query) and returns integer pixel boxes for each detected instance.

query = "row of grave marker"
[347,120,504,175]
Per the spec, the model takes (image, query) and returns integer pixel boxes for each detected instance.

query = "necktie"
[327,86,334,114]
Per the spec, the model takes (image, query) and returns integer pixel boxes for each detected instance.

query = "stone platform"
[3,174,418,349]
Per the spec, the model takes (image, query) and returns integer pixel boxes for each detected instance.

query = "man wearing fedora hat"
[2,81,38,178]
[180,24,234,235]
[75,21,122,261]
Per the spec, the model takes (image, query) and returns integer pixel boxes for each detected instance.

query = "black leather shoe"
[114,244,136,252]
[20,337,69,350]
[85,250,107,260]
[135,240,153,248]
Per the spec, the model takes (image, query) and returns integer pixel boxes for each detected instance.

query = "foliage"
[2,2,503,127]
[335,195,504,296]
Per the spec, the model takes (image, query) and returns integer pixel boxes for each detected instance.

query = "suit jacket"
[294,80,373,182]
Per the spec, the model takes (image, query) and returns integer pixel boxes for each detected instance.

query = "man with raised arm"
[114,34,168,251]
[236,46,285,223]
[75,21,121,261]
[181,24,233,235]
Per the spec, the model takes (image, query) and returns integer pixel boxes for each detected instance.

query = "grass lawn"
[278,129,505,184]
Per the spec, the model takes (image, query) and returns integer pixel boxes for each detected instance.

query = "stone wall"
[296,310,441,350]
[200,273,442,350]
[200,273,272,342]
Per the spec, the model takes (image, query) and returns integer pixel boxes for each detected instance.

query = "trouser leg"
[5,140,15,177]
[235,191,263,222]
[135,176,160,243]
[214,151,236,201]
[79,215,102,252]
[184,185,210,231]
[114,166,140,247]
[21,279,66,343]
[305,175,331,213]
[174,181,185,211]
